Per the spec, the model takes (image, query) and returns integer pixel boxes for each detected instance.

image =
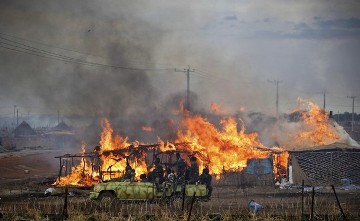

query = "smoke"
[333,122,360,147]
[0,2,163,116]
[0,1,359,147]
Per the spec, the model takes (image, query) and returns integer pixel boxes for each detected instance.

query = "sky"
[0,0,359,126]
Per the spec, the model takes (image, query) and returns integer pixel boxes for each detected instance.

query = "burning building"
[53,114,288,187]
[53,99,359,187]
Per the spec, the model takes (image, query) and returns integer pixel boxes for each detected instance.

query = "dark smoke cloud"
[0,0,164,119]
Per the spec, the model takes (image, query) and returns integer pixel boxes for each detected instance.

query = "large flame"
[288,98,340,148]
[54,142,99,186]
[54,119,148,186]
[175,112,274,175]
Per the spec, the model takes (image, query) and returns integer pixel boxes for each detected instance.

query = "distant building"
[1,121,79,150]
[45,121,77,148]
[14,121,36,137]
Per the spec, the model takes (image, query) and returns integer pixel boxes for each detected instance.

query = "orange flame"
[54,119,148,186]
[289,98,340,148]
[55,114,286,186]
[99,119,147,181]
[53,142,99,186]
[175,114,274,176]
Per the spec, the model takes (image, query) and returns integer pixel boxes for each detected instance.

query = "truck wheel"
[98,191,115,203]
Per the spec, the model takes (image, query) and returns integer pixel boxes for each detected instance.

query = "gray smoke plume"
[1,1,359,147]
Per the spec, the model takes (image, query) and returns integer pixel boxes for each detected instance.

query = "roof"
[14,121,36,137]
[288,142,360,153]
[290,148,360,184]
[53,121,70,131]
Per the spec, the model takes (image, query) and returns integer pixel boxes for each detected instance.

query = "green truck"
[90,180,209,202]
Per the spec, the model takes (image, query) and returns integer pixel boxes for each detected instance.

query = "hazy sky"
[0,0,359,121]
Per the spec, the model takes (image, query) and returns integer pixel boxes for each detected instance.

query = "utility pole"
[175,66,195,112]
[13,105,16,128]
[16,108,18,127]
[347,96,356,132]
[323,89,327,110]
[268,80,282,116]
[58,110,60,124]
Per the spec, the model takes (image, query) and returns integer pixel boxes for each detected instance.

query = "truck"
[89,147,212,202]
[90,180,209,203]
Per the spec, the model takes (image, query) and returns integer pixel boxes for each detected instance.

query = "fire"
[54,119,148,186]
[175,114,274,175]
[54,142,99,186]
[98,119,148,181]
[273,151,289,180]
[289,98,340,148]
[55,114,286,186]
[56,102,311,185]
[53,99,346,187]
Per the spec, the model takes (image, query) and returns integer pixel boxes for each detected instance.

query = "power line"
[0,43,173,71]
[0,34,173,72]
[0,31,172,69]
[0,41,86,66]
[0,31,102,58]
[0,36,83,62]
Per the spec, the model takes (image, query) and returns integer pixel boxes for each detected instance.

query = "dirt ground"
[0,149,68,189]
[0,150,360,220]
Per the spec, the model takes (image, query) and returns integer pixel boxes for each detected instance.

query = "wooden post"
[301,180,304,219]
[187,192,196,221]
[58,157,63,181]
[310,186,315,220]
[331,185,347,221]
[181,184,186,212]
[62,186,68,220]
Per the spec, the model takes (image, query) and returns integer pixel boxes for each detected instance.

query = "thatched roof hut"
[14,121,36,137]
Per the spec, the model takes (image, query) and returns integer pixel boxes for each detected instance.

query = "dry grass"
[1,186,359,221]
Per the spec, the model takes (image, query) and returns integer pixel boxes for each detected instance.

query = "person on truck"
[199,167,212,198]
[123,161,135,181]
[166,168,175,183]
[173,152,187,180]
[187,156,199,183]
[152,157,164,191]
